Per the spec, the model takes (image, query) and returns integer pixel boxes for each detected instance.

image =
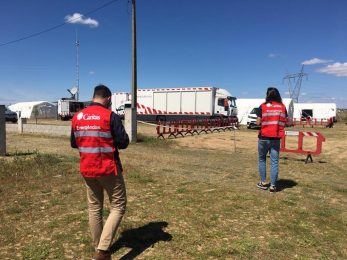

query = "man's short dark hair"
[93,84,112,98]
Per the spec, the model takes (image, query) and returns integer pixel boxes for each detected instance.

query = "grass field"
[1,122,346,259]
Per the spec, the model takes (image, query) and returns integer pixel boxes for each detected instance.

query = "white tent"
[293,103,336,120]
[8,101,57,119]
[237,98,294,125]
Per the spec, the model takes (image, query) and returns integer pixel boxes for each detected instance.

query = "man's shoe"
[94,250,112,260]
[257,182,269,190]
[269,185,277,193]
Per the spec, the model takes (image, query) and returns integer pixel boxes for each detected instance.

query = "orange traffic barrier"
[156,117,238,139]
[280,131,326,163]
[289,117,334,128]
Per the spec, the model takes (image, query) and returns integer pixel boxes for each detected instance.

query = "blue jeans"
[258,139,280,186]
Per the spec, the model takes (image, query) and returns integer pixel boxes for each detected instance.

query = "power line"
[0,0,120,47]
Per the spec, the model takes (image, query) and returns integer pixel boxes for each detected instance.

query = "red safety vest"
[72,105,118,177]
[260,101,287,138]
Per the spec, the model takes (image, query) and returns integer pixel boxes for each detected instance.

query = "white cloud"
[268,53,280,58]
[302,58,333,65]
[301,92,307,96]
[317,62,347,77]
[89,70,95,75]
[65,13,99,28]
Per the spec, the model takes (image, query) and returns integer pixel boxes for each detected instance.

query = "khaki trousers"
[84,172,127,251]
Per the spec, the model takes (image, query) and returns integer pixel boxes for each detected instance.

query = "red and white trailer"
[111,87,237,121]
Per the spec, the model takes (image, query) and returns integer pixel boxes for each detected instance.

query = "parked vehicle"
[111,87,237,121]
[246,107,260,129]
[58,99,84,120]
[111,93,129,119]
[237,98,294,128]
[5,108,18,123]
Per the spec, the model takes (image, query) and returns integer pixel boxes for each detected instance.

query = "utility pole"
[0,105,6,156]
[129,0,138,142]
[75,29,80,101]
[132,0,137,110]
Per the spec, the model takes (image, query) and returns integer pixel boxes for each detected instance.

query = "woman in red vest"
[256,87,287,192]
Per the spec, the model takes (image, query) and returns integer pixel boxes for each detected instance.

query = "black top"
[256,102,288,140]
[70,102,129,167]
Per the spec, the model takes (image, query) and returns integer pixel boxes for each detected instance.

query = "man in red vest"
[71,85,129,260]
[256,87,287,193]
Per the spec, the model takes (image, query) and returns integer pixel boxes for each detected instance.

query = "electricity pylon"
[283,65,308,103]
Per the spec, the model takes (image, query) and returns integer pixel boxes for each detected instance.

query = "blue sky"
[1,0,346,107]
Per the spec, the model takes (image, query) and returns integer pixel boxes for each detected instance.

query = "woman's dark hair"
[265,87,282,103]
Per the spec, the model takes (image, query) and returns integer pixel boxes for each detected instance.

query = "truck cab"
[214,88,237,118]
[114,101,131,119]
[228,97,237,117]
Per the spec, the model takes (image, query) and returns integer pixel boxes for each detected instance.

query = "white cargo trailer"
[112,87,237,121]
[293,103,336,121]
[236,98,294,128]
[58,99,84,120]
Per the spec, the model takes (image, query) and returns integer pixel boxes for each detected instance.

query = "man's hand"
[256,117,261,126]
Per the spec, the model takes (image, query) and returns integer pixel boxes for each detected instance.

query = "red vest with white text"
[260,102,287,138]
[72,105,118,177]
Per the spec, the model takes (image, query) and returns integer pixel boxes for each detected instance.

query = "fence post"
[18,116,27,134]
[124,106,137,143]
[0,105,6,156]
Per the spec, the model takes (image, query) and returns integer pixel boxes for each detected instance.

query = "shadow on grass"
[281,156,327,164]
[110,221,172,259]
[247,126,261,130]
[276,179,297,192]
[137,134,163,144]
[6,150,38,157]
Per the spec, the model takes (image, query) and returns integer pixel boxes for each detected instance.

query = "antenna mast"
[75,29,80,101]
[283,65,308,103]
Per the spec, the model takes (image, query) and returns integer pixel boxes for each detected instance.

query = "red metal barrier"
[280,131,326,163]
[289,117,334,128]
[156,117,238,139]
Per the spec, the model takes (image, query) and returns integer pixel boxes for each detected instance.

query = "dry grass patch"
[0,123,346,259]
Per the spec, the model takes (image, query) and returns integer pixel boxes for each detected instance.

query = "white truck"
[58,99,84,120]
[111,87,237,121]
[293,103,337,122]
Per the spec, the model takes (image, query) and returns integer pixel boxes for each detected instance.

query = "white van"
[246,107,260,129]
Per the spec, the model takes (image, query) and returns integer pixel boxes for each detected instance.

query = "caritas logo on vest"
[267,103,282,108]
[77,112,100,121]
